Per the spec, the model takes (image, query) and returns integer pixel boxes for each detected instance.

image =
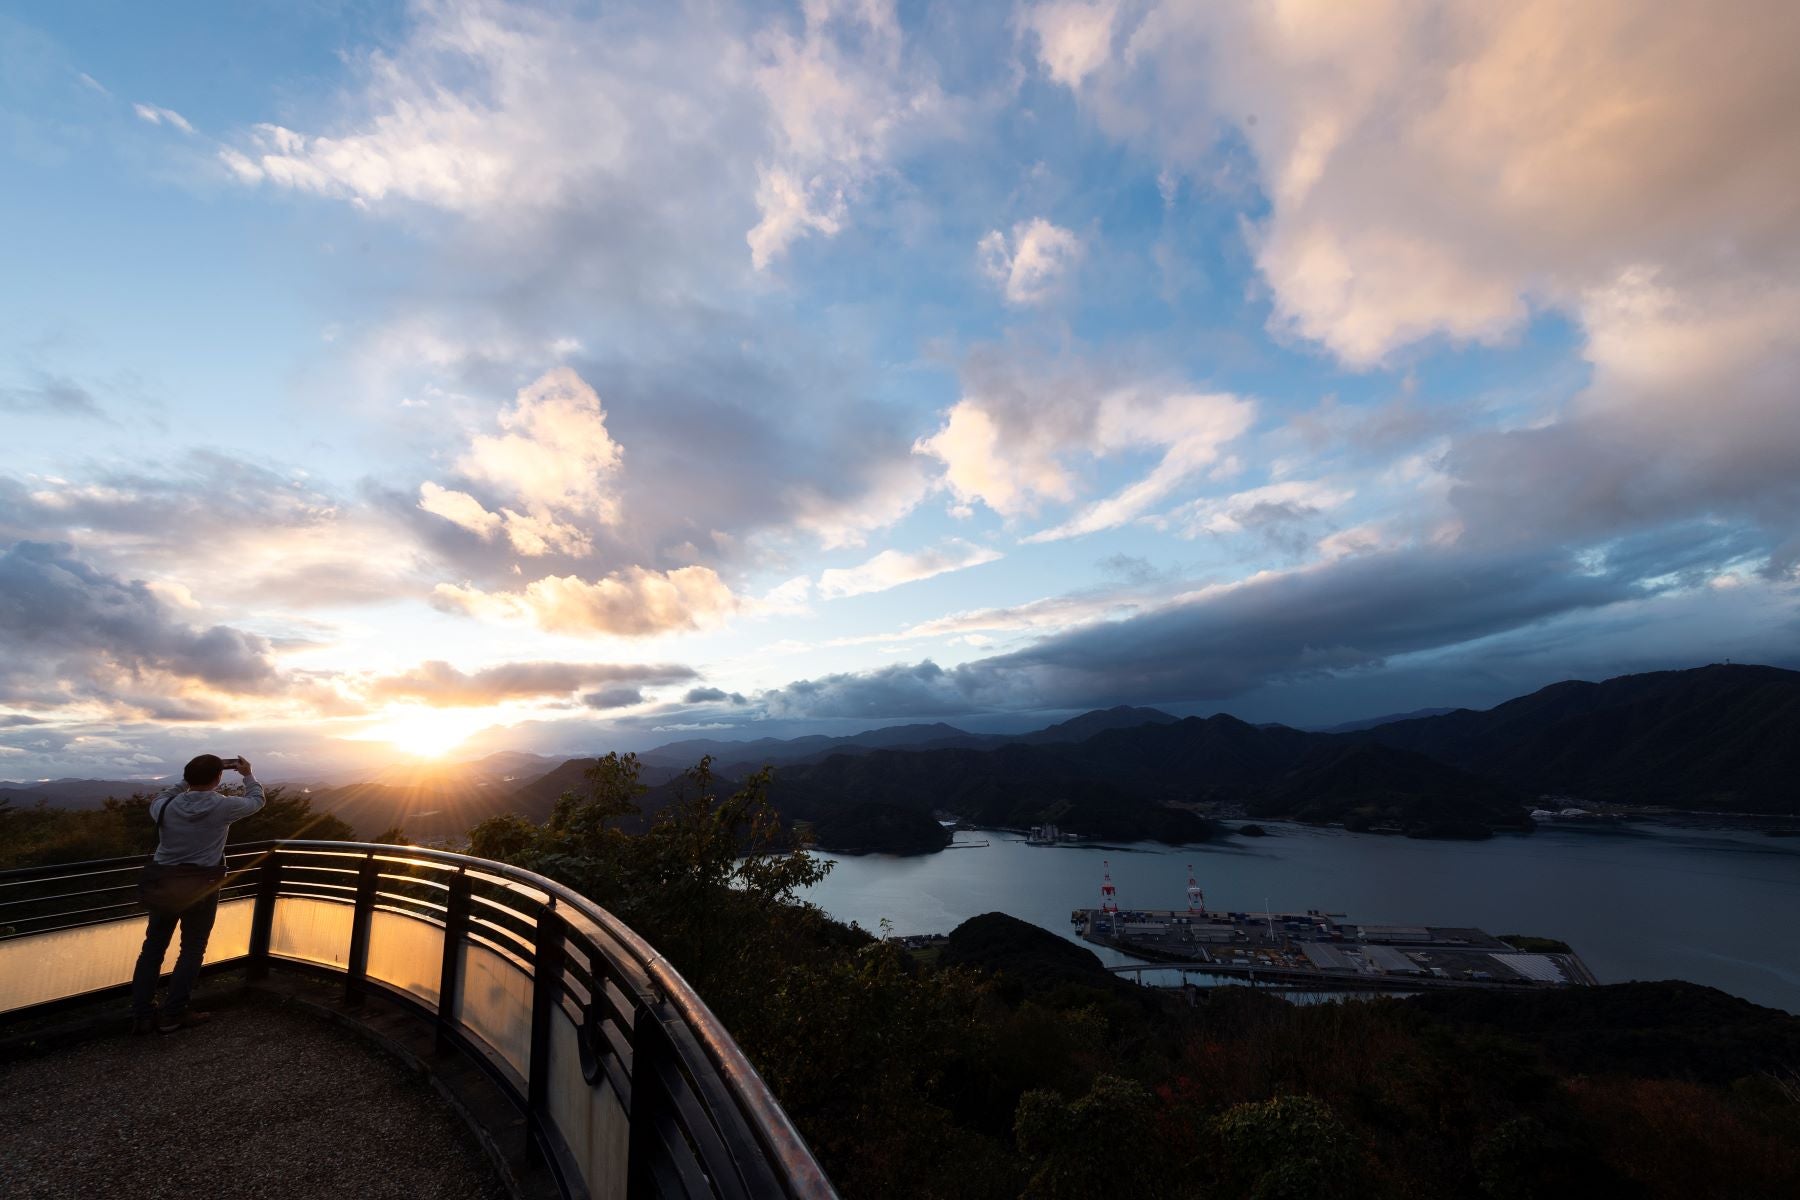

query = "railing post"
[435,869,470,1053]
[247,854,279,980]
[526,902,564,1165]
[627,1006,671,1198]
[432,867,468,1057]
[344,854,378,1006]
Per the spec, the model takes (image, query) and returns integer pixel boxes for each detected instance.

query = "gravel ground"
[0,1004,507,1200]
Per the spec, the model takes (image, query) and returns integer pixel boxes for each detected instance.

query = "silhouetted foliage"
[0,785,352,869]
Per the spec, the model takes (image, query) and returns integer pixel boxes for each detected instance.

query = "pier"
[1077,907,1598,992]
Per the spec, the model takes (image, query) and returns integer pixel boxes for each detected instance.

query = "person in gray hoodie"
[130,753,264,1033]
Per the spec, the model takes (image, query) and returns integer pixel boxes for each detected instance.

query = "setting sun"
[354,707,497,760]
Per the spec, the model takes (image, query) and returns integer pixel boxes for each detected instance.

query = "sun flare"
[355,707,496,759]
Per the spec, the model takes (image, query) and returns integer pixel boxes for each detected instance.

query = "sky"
[2,0,1798,781]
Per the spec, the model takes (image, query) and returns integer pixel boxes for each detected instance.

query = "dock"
[1076,908,1598,993]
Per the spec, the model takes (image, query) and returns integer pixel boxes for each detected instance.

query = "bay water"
[803,821,1800,1014]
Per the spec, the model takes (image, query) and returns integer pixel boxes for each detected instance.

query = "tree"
[1207,1095,1364,1200]
[1015,1074,1168,1199]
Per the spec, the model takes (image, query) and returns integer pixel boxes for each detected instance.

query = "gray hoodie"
[148,778,266,866]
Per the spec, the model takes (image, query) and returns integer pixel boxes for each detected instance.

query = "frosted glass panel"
[550,1011,631,1200]
[456,939,533,1077]
[270,896,354,969]
[0,898,253,1015]
[367,909,443,1005]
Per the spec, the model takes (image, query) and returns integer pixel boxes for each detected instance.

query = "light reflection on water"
[802,822,1800,1013]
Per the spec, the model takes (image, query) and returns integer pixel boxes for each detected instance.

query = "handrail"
[0,841,838,1200]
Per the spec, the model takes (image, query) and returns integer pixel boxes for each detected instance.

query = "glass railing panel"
[549,1008,632,1200]
[0,898,253,1014]
[456,936,534,1077]
[366,908,444,1006]
[269,895,354,969]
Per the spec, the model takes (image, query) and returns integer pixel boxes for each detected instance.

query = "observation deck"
[0,842,838,1200]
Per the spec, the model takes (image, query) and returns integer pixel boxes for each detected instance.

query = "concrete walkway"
[0,1002,506,1200]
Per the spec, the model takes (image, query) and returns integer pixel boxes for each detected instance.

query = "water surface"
[804,822,1800,1013]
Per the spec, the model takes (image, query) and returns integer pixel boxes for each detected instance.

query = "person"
[129,753,264,1034]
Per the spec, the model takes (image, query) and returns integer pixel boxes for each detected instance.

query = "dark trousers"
[130,889,220,1017]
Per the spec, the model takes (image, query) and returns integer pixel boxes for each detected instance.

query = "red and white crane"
[1186,864,1206,915]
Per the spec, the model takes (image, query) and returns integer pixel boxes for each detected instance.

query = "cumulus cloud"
[1023,0,1118,88]
[978,218,1082,305]
[368,659,695,707]
[433,564,741,637]
[416,367,622,557]
[1,461,420,610]
[817,538,1002,599]
[915,346,1255,530]
[1066,2,1800,366]
[0,541,276,714]
[1042,0,1800,573]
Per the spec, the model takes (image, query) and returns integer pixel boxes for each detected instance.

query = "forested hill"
[1349,663,1800,810]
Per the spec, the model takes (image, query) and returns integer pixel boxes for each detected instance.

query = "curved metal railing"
[0,841,837,1200]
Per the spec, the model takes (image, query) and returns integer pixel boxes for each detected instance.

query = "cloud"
[0,375,105,420]
[75,72,110,96]
[416,367,622,558]
[1160,479,1355,548]
[0,461,421,610]
[746,0,942,267]
[433,564,741,637]
[0,541,277,714]
[367,659,695,707]
[1025,387,1257,541]
[756,532,1747,719]
[1065,2,1800,367]
[683,686,747,705]
[1042,1,1800,573]
[915,346,1256,531]
[219,0,935,273]
[759,659,979,719]
[1023,0,1118,88]
[132,103,194,134]
[817,538,1002,599]
[978,218,1082,305]
[581,686,645,710]
[416,481,502,539]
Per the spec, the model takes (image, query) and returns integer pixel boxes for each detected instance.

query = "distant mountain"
[1016,705,1177,744]
[764,744,1215,845]
[1314,707,1457,734]
[637,722,985,774]
[306,751,560,841]
[1352,664,1800,811]
[1060,714,1317,798]
[362,751,555,791]
[0,778,165,809]
[1251,743,1527,837]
